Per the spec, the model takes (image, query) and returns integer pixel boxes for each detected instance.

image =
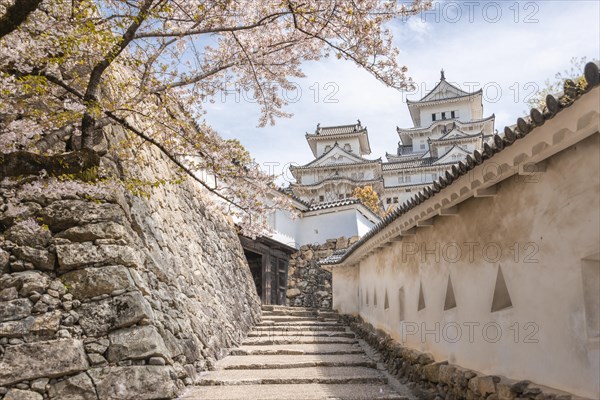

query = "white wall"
[297,208,375,246]
[315,137,361,157]
[419,101,476,127]
[332,133,600,398]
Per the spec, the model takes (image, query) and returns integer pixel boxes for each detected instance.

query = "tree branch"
[133,11,290,39]
[103,110,249,213]
[81,0,156,144]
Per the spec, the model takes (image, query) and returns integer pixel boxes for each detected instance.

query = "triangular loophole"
[418,282,426,311]
[444,275,457,310]
[384,289,390,310]
[491,266,513,312]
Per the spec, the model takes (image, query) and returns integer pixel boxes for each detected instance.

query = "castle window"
[319,195,324,202]
[386,198,392,204]
[393,197,399,203]
[441,112,446,120]
[344,143,351,151]
[338,194,344,200]
[451,111,456,118]
[432,113,437,121]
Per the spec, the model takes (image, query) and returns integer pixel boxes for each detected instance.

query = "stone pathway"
[180,306,413,400]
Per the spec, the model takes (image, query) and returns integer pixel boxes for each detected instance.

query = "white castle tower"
[381,70,495,208]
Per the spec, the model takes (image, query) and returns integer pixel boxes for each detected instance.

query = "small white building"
[266,191,380,249]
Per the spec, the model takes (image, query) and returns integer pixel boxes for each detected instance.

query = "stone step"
[181,383,408,399]
[216,354,376,370]
[231,343,365,356]
[257,320,342,327]
[243,336,358,346]
[196,366,388,386]
[261,305,318,312]
[261,316,339,323]
[262,309,340,318]
[248,331,355,338]
[252,325,348,332]
[262,310,317,317]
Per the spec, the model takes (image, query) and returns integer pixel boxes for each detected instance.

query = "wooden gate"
[239,235,293,305]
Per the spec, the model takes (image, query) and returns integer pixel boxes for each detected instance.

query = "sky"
[201,0,600,186]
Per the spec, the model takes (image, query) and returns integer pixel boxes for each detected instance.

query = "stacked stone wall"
[0,130,261,399]
[286,236,357,309]
[344,316,589,400]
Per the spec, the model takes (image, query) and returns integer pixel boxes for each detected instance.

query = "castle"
[290,71,496,210]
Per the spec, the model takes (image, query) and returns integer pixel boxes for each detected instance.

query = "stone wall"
[0,130,261,399]
[344,316,589,400]
[287,236,357,309]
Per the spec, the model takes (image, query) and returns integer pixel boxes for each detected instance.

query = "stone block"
[469,375,500,396]
[5,223,52,248]
[48,372,97,400]
[88,366,178,400]
[0,339,89,386]
[30,377,49,393]
[0,287,18,301]
[78,292,154,336]
[39,200,125,231]
[422,361,448,383]
[27,310,62,339]
[0,298,32,322]
[0,249,9,270]
[0,310,62,339]
[14,271,51,296]
[3,389,43,400]
[107,325,171,362]
[56,222,132,243]
[57,243,143,272]
[61,265,134,300]
[12,246,55,271]
[84,338,110,354]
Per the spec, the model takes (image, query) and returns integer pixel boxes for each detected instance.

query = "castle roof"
[290,143,380,174]
[305,121,371,156]
[430,127,483,143]
[396,114,495,137]
[406,73,484,126]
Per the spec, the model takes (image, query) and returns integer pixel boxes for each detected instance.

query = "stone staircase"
[180,306,411,400]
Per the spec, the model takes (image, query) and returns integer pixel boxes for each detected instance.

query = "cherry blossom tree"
[0,0,431,236]
[352,185,382,216]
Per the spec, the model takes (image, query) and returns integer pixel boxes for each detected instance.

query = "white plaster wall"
[333,133,600,398]
[419,101,476,127]
[332,265,359,315]
[271,208,300,249]
[356,212,376,237]
[297,209,368,246]
[316,137,361,157]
